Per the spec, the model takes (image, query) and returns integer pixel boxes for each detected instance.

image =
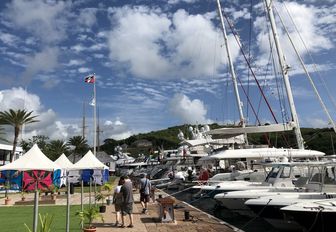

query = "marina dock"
[96,191,240,232]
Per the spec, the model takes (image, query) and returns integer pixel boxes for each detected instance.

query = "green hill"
[100,124,336,157]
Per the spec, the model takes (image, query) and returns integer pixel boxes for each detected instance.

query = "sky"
[0,0,335,145]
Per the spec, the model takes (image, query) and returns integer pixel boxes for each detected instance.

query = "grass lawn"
[0,205,83,232]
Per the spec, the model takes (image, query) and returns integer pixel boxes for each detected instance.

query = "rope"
[307,208,323,232]
[241,198,272,230]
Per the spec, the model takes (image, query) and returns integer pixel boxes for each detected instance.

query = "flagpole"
[93,74,97,156]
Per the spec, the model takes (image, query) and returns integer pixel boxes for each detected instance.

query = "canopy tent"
[70,150,109,184]
[0,144,61,171]
[54,154,74,170]
[54,154,74,186]
[0,144,61,190]
[70,150,108,170]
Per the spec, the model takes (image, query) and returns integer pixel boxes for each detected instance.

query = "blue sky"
[0,0,335,145]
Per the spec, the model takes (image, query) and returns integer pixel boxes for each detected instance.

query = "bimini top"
[0,144,61,171]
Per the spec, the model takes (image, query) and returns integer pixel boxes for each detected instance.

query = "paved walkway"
[94,191,240,232]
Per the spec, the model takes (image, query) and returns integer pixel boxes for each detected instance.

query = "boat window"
[309,166,323,183]
[280,166,291,178]
[265,167,280,181]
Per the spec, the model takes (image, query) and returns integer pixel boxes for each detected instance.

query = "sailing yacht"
[196,0,328,172]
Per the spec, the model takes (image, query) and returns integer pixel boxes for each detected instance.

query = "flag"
[89,97,95,106]
[84,75,95,83]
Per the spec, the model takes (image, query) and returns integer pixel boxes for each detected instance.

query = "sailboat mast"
[216,0,247,144]
[265,0,304,149]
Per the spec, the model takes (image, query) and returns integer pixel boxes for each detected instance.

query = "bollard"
[184,210,190,221]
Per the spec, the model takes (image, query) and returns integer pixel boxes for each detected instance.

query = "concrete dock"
[95,191,240,232]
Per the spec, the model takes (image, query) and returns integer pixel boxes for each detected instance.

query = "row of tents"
[0,144,109,191]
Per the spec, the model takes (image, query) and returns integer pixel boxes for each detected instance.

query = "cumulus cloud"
[103,119,132,140]
[0,87,80,141]
[107,6,237,80]
[169,93,212,124]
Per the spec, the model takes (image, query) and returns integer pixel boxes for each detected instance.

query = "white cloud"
[254,2,333,67]
[168,0,199,4]
[5,0,69,44]
[0,32,19,46]
[103,119,132,140]
[67,59,85,66]
[107,6,236,80]
[0,87,81,141]
[169,93,212,124]
[78,67,91,73]
[78,8,97,27]
[21,47,59,84]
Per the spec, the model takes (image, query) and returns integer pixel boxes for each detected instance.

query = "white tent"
[70,150,108,170]
[54,154,75,186]
[54,154,73,170]
[0,144,60,171]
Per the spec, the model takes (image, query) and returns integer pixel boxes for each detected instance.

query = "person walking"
[112,179,124,227]
[120,176,134,228]
[139,173,151,214]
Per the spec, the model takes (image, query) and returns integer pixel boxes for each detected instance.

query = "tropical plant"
[95,192,105,206]
[24,213,54,232]
[21,135,49,153]
[46,140,69,160]
[67,136,89,163]
[0,109,39,162]
[76,206,104,229]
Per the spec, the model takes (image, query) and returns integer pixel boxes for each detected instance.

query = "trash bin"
[157,196,176,223]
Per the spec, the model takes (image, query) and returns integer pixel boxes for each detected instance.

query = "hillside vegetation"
[100,124,336,156]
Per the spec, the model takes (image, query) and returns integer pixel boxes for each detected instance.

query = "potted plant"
[95,183,112,212]
[101,183,113,206]
[21,191,26,201]
[48,184,58,200]
[95,192,106,213]
[76,206,104,232]
[4,182,11,205]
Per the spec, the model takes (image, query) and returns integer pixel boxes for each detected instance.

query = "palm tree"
[67,136,88,163]
[0,109,39,162]
[46,140,69,161]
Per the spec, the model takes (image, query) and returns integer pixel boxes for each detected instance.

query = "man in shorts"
[120,176,134,228]
[139,173,151,214]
